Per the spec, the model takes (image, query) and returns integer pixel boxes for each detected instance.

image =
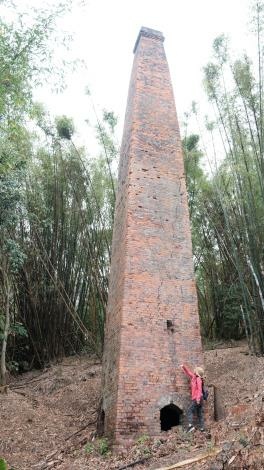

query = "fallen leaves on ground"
[0,341,264,469]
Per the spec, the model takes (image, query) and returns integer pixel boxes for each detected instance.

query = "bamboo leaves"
[185,2,264,353]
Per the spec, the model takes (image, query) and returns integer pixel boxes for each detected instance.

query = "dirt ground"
[0,341,264,470]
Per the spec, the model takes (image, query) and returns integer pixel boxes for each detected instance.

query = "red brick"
[229,404,252,417]
[102,27,203,446]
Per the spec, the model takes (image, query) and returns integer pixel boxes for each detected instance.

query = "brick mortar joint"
[133,27,165,54]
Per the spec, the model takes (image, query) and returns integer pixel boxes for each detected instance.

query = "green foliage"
[55,115,75,140]
[0,0,115,371]
[203,62,220,100]
[135,434,151,457]
[212,34,229,64]
[85,438,110,456]
[97,438,109,456]
[3,240,26,273]
[17,119,115,363]
[96,109,119,166]
[10,322,28,338]
[184,133,248,341]
[84,442,95,454]
[136,434,150,444]
[7,360,19,373]
[184,2,264,352]
[103,110,118,133]
[0,458,7,470]
[0,1,93,373]
[183,134,199,152]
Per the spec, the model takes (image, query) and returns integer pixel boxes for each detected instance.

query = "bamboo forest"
[1,1,264,469]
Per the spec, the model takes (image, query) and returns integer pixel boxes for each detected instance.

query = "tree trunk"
[1,276,10,386]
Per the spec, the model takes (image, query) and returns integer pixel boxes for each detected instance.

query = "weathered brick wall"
[102,27,203,446]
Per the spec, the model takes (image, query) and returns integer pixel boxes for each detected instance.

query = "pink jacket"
[182,365,203,402]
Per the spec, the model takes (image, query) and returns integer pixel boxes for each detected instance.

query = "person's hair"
[194,366,204,378]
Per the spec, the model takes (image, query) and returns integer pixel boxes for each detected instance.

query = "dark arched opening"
[160,404,183,431]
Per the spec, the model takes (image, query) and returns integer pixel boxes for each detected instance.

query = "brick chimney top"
[133,27,165,53]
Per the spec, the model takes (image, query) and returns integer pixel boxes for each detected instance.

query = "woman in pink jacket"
[180,364,205,432]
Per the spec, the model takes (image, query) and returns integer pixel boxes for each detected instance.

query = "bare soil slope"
[0,341,264,469]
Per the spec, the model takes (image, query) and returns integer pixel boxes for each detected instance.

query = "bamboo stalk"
[155,447,221,470]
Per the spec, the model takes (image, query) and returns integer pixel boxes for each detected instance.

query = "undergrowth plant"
[0,458,7,470]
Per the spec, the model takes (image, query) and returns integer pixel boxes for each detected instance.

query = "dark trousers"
[187,400,204,429]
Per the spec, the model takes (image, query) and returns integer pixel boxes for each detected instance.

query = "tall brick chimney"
[101,27,203,446]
